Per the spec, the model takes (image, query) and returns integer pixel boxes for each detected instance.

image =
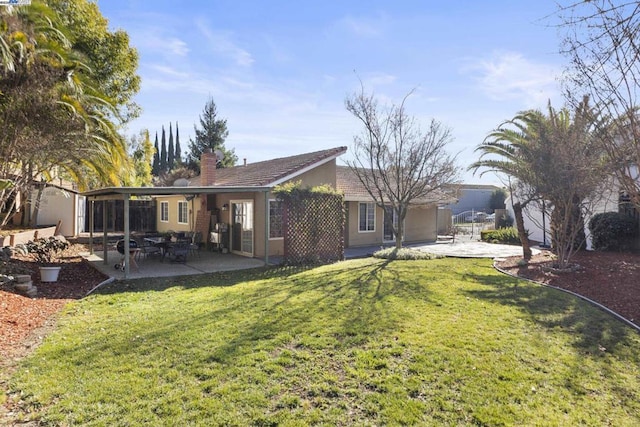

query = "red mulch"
[0,244,108,361]
[495,250,640,324]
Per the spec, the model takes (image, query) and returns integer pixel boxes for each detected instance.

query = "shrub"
[496,212,513,228]
[373,247,443,260]
[25,236,69,265]
[480,227,520,245]
[589,212,638,252]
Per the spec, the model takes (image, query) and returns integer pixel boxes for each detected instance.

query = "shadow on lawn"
[464,271,640,364]
[86,259,424,365]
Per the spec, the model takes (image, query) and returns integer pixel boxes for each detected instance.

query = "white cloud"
[464,51,561,107]
[166,38,189,56]
[196,20,254,67]
[333,12,391,39]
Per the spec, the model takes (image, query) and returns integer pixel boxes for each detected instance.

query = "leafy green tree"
[0,1,132,226]
[129,130,154,186]
[46,0,141,123]
[186,97,236,172]
[488,189,507,212]
[168,122,175,171]
[160,126,167,173]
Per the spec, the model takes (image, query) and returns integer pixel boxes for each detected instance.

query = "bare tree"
[558,0,640,208]
[345,87,460,249]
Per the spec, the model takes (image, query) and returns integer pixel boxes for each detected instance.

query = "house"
[84,146,456,273]
[146,147,347,259]
[336,166,456,247]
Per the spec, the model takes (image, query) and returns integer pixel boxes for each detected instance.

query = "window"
[160,201,169,222]
[269,200,283,239]
[178,201,188,224]
[359,202,375,232]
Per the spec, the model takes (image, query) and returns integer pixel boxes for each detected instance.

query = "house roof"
[192,146,347,187]
[336,166,457,205]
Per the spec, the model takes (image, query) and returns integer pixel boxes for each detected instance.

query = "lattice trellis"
[282,192,344,265]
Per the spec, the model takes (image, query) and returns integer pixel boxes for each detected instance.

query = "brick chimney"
[201,148,217,186]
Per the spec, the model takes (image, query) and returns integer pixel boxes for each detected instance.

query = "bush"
[373,247,443,260]
[480,227,521,245]
[496,212,513,228]
[589,212,638,252]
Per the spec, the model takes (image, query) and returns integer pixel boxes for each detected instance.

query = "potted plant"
[25,236,69,282]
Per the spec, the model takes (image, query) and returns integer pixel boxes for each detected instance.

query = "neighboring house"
[504,183,620,250]
[336,166,456,247]
[445,184,503,215]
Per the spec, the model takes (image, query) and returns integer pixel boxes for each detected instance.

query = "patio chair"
[134,237,161,260]
[189,231,202,257]
[168,242,190,263]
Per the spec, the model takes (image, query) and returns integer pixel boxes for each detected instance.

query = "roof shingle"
[191,147,347,187]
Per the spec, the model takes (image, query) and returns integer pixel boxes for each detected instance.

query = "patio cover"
[83,185,271,279]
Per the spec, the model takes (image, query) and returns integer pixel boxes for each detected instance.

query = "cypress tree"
[160,125,167,173]
[168,122,175,171]
[175,122,181,164]
[152,132,160,176]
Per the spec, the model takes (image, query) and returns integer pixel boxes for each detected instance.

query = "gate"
[451,209,493,240]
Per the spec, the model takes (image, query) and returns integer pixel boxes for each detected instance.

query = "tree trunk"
[395,217,404,249]
[513,201,532,260]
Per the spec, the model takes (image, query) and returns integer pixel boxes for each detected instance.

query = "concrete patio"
[82,249,265,280]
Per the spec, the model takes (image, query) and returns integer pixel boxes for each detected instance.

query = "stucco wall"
[344,202,438,247]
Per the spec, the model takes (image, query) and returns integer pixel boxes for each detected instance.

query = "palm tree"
[0,2,131,226]
[468,111,549,260]
[470,98,609,265]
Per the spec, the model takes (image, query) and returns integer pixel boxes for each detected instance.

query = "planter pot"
[39,266,61,282]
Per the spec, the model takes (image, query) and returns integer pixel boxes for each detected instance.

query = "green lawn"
[8,258,640,425]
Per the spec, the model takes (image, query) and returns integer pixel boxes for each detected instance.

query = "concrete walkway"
[345,241,539,259]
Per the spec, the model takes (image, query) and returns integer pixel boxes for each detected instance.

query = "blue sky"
[98,1,567,184]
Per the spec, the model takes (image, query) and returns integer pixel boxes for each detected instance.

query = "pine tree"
[152,132,160,176]
[175,122,181,164]
[186,97,237,173]
[168,122,175,171]
[160,126,167,173]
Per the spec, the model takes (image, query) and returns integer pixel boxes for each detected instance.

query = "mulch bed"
[1,244,109,361]
[495,250,640,324]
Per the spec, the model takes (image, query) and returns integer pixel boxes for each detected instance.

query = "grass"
[8,257,640,425]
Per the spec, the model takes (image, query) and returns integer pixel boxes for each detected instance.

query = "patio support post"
[124,194,130,278]
[89,199,94,255]
[102,200,108,264]
[264,190,269,265]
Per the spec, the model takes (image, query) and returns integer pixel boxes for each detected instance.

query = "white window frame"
[160,201,169,223]
[177,201,188,225]
[268,199,284,240]
[358,202,376,232]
